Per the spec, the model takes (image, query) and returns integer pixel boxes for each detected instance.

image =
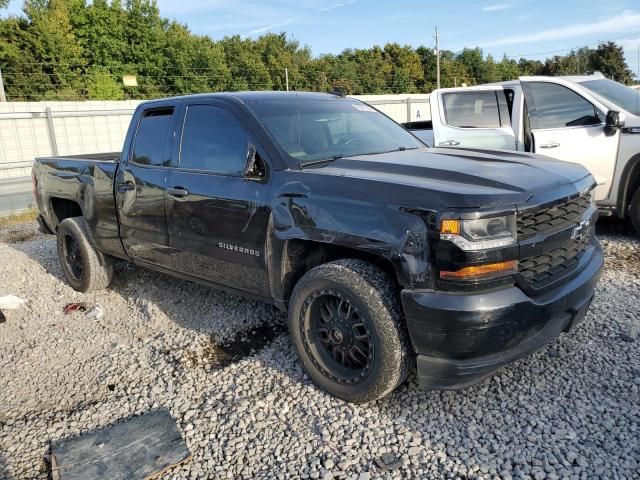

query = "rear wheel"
[288,259,412,403]
[56,217,113,292]
[630,187,640,235]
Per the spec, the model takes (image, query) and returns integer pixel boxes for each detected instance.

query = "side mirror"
[244,145,267,181]
[605,110,623,128]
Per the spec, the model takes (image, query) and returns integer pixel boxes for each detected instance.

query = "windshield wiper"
[357,146,420,156]
[301,147,419,168]
[301,154,348,168]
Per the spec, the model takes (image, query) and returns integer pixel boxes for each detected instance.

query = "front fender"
[266,191,434,303]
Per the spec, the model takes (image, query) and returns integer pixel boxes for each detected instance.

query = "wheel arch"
[50,197,84,229]
[617,152,640,218]
[272,238,405,311]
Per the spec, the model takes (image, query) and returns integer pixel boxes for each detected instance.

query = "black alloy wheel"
[62,232,84,282]
[301,289,375,385]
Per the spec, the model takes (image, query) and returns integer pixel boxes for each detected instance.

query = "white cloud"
[248,17,296,35]
[480,9,640,48]
[482,3,514,12]
[246,1,356,35]
[319,0,356,12]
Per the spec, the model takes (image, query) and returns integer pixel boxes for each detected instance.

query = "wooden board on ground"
[50,408,191,480]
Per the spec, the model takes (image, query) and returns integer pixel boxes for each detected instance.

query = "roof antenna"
[331,86,346,98]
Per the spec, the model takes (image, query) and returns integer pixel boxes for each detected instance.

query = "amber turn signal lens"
[440,260,518,280]
[440,219,460,235]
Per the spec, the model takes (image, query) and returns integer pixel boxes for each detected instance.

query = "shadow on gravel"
[595,215,637,237]
[184,323,288,370]
[11,232,289,371]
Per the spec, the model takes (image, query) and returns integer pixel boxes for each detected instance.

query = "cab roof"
[141,91,346,106]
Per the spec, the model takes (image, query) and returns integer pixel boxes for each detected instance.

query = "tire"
[288,259,412,403]
[56,217,113,293]
[630,187,640,235]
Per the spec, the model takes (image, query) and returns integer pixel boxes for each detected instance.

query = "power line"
[505,30,640,59]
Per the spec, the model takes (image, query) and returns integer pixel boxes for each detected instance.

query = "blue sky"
[4,0,640,75]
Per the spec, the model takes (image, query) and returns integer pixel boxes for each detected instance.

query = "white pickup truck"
[406,73,640,233]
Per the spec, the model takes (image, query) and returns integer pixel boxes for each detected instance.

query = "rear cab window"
[441,91,511,128]
[131,108,174,166]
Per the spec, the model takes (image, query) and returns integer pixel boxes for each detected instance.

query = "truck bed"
[42,152,121,163]
[33,152,126,259]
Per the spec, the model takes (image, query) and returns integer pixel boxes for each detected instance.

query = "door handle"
[439,140,460,146]
[117,181,135,193]
[167,187,190,198]
[539,142,560,149]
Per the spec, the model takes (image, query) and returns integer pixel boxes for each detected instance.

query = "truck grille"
[518,234,590,289]
[517,192,592,237]
[517,191,594,289]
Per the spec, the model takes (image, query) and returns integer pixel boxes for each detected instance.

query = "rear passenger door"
[430,87,517,150]
[165,100,272,297]
[115,103,177,266]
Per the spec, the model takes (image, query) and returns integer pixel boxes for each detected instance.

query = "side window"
[524,82,603,129]
[132,108,173,166]
[180,105,248,174]
[442,91,506,128]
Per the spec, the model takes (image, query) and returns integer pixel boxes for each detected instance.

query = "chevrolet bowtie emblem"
[571,218,591,241]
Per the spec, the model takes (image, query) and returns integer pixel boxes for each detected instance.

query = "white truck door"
[430,86,517,150]
[521,78,619,201]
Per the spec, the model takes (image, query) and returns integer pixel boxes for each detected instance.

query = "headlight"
[440,215,517,251]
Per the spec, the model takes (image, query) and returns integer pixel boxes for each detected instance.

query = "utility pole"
[285,68,289,92]
[435,26,441,90]
[0,66,6,102]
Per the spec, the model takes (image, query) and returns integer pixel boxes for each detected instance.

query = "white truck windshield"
[581,79,640,116]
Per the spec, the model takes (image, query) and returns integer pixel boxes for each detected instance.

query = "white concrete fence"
[0,94,431,214]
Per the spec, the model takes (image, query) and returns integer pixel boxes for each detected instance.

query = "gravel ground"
[0,219,638,480]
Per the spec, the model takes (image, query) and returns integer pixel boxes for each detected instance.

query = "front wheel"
[630,187,640,235]
[288,259,412,403]
[56,217,113,293]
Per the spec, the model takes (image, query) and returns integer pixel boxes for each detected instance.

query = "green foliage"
[0,1,636,101]
[590,42,633,84]
[86,66,124,99]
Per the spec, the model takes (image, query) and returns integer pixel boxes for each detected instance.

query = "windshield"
[247,97,424,165]
[580,79,640,115]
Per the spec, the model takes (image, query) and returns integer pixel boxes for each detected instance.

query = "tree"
[122,0,167,97]
[86,66,124,99]
[518,58,544,76]
[163,23,230,94]
[591,41,633,84]
[22,0,85,99]
[0,1,636,100]
[220,35,271,90]
[382,43,423,93]
[416,45,436,90]
[73,0,127,70]
[456,48,484,84]
[497,55,520,81]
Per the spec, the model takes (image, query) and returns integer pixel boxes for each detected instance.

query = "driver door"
[521,79,619,201]
[164,100,271,297]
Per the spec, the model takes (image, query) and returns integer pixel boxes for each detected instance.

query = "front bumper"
[401,243,604,389]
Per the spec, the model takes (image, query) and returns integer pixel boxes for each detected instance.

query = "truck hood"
[304,147,592,209]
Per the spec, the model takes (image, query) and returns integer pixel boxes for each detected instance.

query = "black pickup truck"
[33,92,603,403]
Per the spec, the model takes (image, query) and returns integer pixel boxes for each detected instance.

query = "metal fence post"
[0,66,6,102]
[45,107,59,156]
